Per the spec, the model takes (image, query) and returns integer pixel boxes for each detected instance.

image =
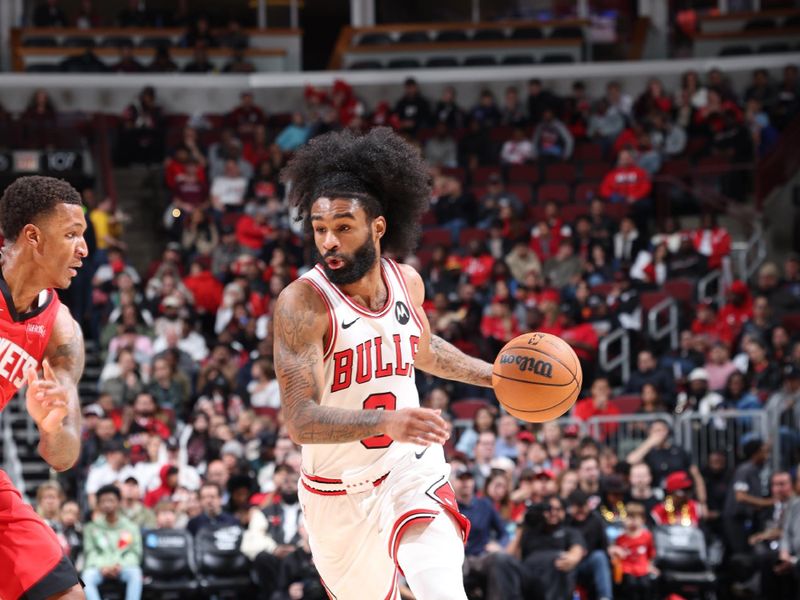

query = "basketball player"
[0,176,88,599]
[274,128,494,599]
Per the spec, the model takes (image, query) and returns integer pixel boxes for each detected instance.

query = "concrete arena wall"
[0,53,797,115]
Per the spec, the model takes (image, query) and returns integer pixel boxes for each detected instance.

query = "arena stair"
[8,338,103,498]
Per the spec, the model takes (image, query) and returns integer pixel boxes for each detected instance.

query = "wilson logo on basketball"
[499,354,553,378]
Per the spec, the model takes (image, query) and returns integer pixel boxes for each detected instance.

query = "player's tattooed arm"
[397,263,493,388]
[274,281,386,444]
[36,305,84,471]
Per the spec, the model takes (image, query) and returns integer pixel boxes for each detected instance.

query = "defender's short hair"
[0,176,82,241]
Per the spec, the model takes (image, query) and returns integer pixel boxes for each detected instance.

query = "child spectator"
[611,502,657,600]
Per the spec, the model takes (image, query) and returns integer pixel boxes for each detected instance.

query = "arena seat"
[451,398,492,421]
[573,182,598,204]
[358,32,392,46]
[253,407,279,420]
[421,228,453,248]
[581,162,611,182]
[508,164,539,184]
[22,36,58,47]
[640,291,671,312]
[471,166,502,185]
[463,55,497,66]
[195,526,253,595]
[142,529,199,596]
[551,26,584,39]
[502,54,536,65]
[541,53,575,63]
[574,143,605,163]
[138,37,173,48]
[62,36,95,48]
[611,395,642,413]
[758,42,792,53]
[100,36,134,48]
[782,312,800,332]
[473,29,506,41]
[398,31,430,44]
[507,183,533,204]
[459,228,488,246]
[537,183,571,204]
[743,18,776,30]
[510,27,544,40]
[436,30,469,43]
[349,60,382,70]
[544,163,577,183]
[719,45,753,56]
[560,204,590,221]
[426,56,459,67]
[387,58,421,69]
[663,279,696,306]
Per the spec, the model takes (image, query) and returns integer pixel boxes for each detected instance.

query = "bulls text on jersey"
[331,334,420,392]
[0,337,39,389]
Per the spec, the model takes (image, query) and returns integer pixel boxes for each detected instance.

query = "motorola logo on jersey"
[330,334,420,392]
[395,301,410,325]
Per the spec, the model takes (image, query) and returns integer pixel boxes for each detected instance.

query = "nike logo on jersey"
[415,447,428,460]
[342,317,360,329]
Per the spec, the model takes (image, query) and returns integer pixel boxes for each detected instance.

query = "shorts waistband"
[300,469,390,496]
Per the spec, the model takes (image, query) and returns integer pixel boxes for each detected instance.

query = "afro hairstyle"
[0,176,82,241]
[280,127,430,257]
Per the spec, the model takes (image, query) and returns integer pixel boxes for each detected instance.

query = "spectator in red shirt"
[172,160,208,213]
[691,300,732,346]
[226,91,266,140]
[633,77,673,121]
[461,239,494,288]
[573,377,621,440]
[183,259,223,314]
[529,220,563,263]
[611,503,657,600]
[235,205,273,253]
[718,280,753,341]
[600,149,652,204]
[143,464,179,508]
[691,213,731,270]
[480,297,520,355]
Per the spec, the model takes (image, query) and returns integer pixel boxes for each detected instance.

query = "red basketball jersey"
[0,278,61,413]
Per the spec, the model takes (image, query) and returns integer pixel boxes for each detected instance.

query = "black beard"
[320,234,377,285]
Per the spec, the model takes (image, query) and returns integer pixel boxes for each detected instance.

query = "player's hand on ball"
[384,408,449,446]
[25,360,69,434]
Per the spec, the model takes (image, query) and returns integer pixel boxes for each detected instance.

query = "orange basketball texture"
[492,332,583,423]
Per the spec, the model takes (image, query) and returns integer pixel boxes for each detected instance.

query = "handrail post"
[598,328,630,384]
[647,298,679,350]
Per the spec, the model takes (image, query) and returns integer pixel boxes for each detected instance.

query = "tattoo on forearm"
[274,287,385,444]
[426,335,493,388]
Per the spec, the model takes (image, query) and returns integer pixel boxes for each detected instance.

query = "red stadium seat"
[472,166,502,185]
[441,166,466,183]
[490,126,515,143]
[507,184,533,205]
[659,159,691,179]
[591,282,615,297]
[611,395,642,414]
[640,291,670,312]
[782,312,800,332]
[560,204,590,221]
[604,203,630,220]
[573,183,598,204]
[421,228,453,247]
[508,164,539,184]
[663,278,695,305]
[254,407,279,420]
[537,183,571,204]
[527,204,546,222]
[420,211,438,227]
[459,228,488,246]
[544,163,577,183]
[574,143,604,163]
[582,162,612,182]
[222,213,242,229]
[451,398,492,421]
[416,249,434,268]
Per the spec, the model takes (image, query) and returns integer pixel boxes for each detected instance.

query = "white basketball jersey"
[298,258,424,482]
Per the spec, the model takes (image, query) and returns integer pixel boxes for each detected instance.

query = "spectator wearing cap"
[573,378,621,441]
[187,482,238,535]
[652,471,703,526]
[723,439,773,554]
[675,367,724,416]
[82,484,143,600]
[86,440,135,508]
[504,495,586,600]
[120,476,156,528]
[625,350,676,400]
[566,489,615,600]
[626,420,707,507]
[718,280,753,341]
[394,77,431,134]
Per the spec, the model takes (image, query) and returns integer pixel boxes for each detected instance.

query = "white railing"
[731,223,767,282]
[598,327,631,384]
[676,409,770,471]
[1,403,26,501]
[587,412,675,459]
[697,269,725,307]
[647,297,679,350]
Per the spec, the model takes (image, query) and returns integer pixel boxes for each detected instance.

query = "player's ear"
[21,224,41,249]
[373,216,386,240]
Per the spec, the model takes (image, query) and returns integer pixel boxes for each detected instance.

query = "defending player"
[0,176,88,600]
[274,128,494,599]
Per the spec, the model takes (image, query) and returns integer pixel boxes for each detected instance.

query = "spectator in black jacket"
[723,439,773,554]
[273,520,326,600]
[394,77,430,133]
[187,482,238,535]
[625,350,675,398]
[567,490,614,600]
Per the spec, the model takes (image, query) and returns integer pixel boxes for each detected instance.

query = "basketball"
[492,332,583,423]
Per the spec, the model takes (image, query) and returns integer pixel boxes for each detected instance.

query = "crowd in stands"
[8,59,800,599]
